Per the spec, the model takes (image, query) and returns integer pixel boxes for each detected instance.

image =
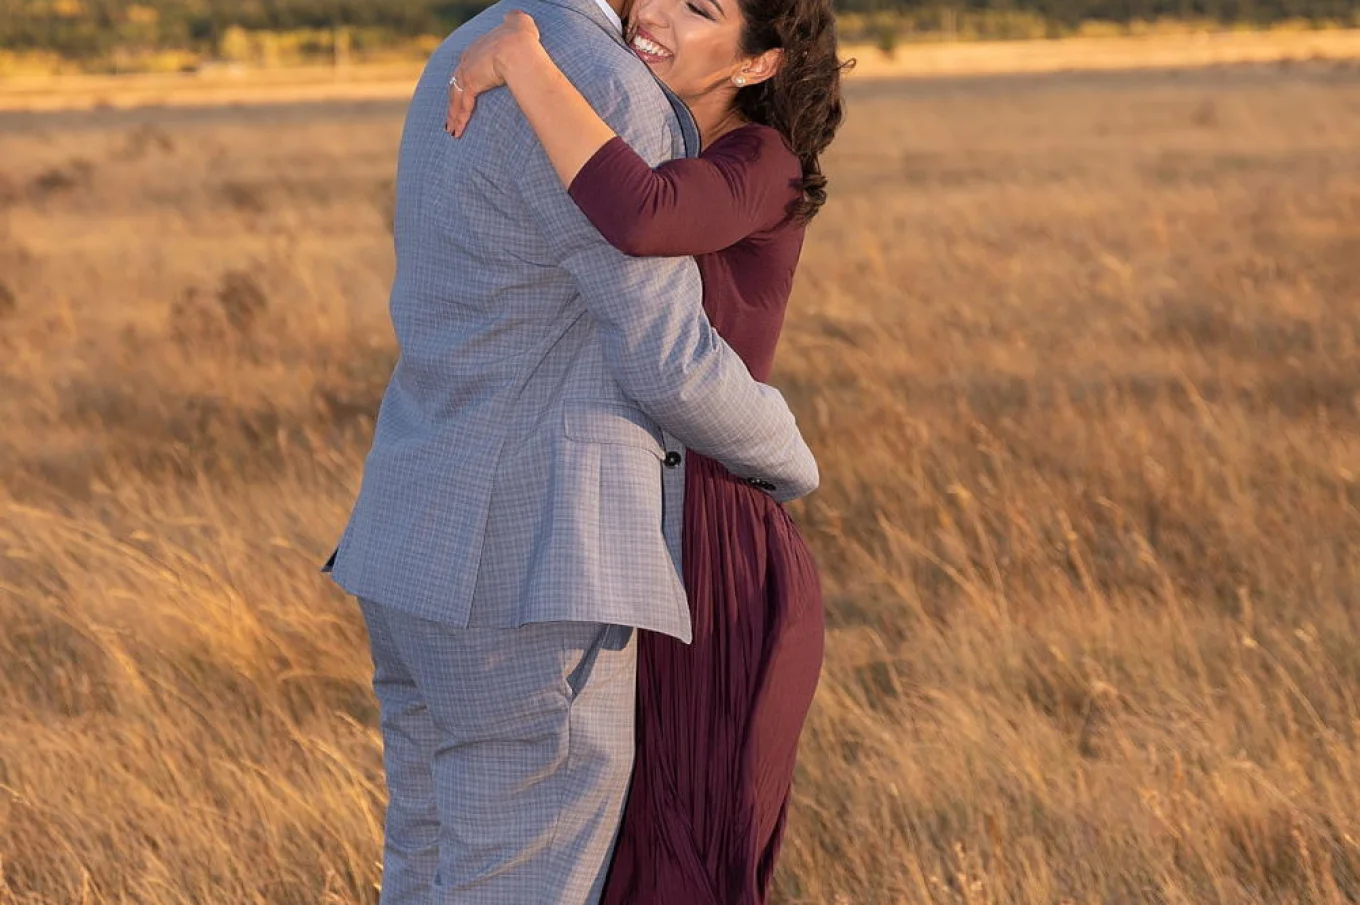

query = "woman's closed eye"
[686,2,716,20]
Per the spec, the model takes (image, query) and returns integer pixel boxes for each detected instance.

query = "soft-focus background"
[3,3,1360,903]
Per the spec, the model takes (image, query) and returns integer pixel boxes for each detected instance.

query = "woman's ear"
[738,48,782,87]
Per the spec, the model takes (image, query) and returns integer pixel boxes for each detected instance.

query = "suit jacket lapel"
[530,0,700,158]
[661,88,700,158]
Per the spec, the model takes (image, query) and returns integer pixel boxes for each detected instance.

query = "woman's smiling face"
[624,0,750,104]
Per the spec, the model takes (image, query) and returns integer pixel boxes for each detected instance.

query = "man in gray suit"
[325,0,818,899]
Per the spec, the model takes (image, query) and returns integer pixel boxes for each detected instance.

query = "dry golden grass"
[4,28,1360,112]
[846,27,1360,78]
[3,61,1360,904]
[0,63,427,113]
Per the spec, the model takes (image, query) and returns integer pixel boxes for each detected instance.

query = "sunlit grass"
[2,62,1360,903]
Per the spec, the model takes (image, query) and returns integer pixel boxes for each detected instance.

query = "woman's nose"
[643,0,680,24]
[633,10,667,33]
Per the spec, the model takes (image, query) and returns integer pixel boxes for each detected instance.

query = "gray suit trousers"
[360,599,637,905]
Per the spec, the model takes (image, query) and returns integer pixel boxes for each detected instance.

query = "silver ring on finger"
[449,74,464,92]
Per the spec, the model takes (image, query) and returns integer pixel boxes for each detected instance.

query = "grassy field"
[3,28,1360,111]
[3,60,1360,904]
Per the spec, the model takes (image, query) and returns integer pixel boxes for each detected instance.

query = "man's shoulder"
[515,0,670,113]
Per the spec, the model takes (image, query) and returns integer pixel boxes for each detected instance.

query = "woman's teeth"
[630,34,672,58]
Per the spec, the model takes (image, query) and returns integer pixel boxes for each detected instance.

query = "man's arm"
[489,51,818,501]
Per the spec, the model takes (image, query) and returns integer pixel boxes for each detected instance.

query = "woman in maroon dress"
[446,1,846,900]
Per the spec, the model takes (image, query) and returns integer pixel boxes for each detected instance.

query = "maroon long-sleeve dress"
[568,124,825,904]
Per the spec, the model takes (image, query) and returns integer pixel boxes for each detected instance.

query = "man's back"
[331,0,689,636]
[382,0,679,420]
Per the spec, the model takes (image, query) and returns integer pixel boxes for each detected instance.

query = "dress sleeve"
[567,126,802,257]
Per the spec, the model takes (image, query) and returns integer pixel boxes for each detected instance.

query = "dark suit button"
[664,451,683,468]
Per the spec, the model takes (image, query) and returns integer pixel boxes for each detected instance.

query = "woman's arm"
[446,13,619,187]
[565,130,799,257]
[446,13,801,257]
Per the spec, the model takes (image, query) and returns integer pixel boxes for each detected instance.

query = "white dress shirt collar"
[591,0,623,34]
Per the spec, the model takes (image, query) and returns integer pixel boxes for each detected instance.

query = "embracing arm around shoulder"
[447,12,801,258]
[447,13,618,187]
[486,46,817,500]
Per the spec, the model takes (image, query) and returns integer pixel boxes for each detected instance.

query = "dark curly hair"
[735,0,850,223]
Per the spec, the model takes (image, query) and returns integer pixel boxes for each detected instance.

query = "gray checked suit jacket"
[327,0,818,643]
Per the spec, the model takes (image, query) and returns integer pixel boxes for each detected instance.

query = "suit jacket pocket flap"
[564,404,666,459]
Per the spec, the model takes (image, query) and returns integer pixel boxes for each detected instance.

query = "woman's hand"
[445,11,543,139]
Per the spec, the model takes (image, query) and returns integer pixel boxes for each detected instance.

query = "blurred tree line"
[0,0,483,60]
[0,0,1356,62]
